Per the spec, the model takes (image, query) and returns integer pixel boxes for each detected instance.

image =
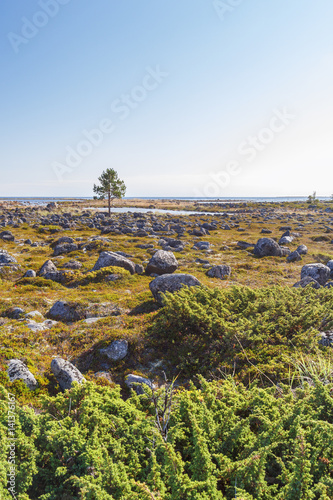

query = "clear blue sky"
[1,0,332,197]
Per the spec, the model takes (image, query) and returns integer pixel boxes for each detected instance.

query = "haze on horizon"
[1,0,332,198]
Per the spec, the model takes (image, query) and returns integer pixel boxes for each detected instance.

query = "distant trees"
[93,168,126,216]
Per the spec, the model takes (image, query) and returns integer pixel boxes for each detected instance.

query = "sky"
[0,0,333,198]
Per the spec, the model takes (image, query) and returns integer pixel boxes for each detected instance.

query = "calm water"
[1,196,331,205]
[84,206,226,216]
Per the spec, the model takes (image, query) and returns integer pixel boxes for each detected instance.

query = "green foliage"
[93,168,126,216]
[16,277,63,289]
[307,191,319,205]
[75,266,130,286]
[1,380,333,498]
[149,285,333,383]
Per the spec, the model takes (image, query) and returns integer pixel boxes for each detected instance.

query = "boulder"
[286,251,302,263]
[51,236,75,247]
[0,250,17,265]
[25,319,58,332]
[99,340,128,361]
[38,260,62,282]
[7,307,25,319]
[53,242,78,256]
[253,238,282,257]
[279,236,293,245]
[237,241,254,250]
[24,269,36,278]
[193,241,210,251]
[301,263,331,286]
[206,265,231,279]
[0,230,14,241]
[125,374,153,395]
[62,260,82,270]
[51,357,85,391]
[47,301,85,322]
[297,245,308,255]
[145,250,178,275]
[92,251,136,274]
[7,360,37,390]
[135,263,144,275]
[149,273,202,305]
[293,276,321,289]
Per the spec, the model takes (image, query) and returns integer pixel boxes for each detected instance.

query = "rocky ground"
[1,199,333,403]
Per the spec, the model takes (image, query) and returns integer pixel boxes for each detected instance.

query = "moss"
[16,277,63,289]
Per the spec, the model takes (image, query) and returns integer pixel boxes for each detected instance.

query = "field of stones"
[1,199,333,401]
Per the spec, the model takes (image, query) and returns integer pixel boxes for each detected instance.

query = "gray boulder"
[7,360,37,390]
[92,251,136,274]
[47,300,124,322]
[47,301,85,322]
[52,236,75,246]
[125,374,153,395]
[279,236,293,245]
[149,273,202,305]
[0,230,14,242]
[25,319,58,332]
[297,245,308,255]
[24,269,36,278]
[38,260,62,282]
[9,307,25,319]
[62,260,82,270]
[193,241,210,251]
[206,265,231,279]
[0,250,17,265]
[287,251,302,263]
[253,238,282,257]
[301,263,331,286]
[293,276,321,289]
[145,250,178,275]
[135,263,144,275]
[53,242,78,256]
[51,357,85,391]
[99,340,128,361]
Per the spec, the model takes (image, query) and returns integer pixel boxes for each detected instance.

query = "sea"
[0,196,332,205]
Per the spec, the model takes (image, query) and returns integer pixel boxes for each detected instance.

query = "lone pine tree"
[93,168,126,216]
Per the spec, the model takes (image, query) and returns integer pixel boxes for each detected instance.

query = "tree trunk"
[108,191,111,217]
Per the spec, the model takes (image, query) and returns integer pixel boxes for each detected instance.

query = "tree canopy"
[93,168,126,215]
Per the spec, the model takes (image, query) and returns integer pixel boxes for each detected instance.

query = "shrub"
[149,285,333,383]
[1,379,333,498]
